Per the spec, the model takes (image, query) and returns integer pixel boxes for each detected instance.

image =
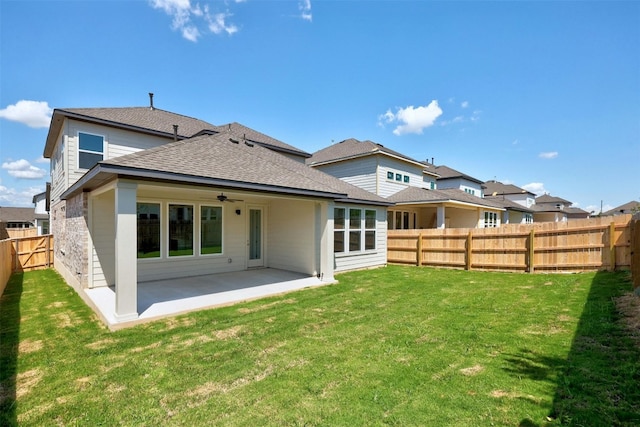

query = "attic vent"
[229,138,239,144]
[173,124,178,141]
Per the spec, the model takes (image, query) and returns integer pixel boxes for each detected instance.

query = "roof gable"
[308,138,431,171]
[434,165,484,185]
[44,107,218,158]
[483,180,535,197]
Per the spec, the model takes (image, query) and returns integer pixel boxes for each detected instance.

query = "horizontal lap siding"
[315,157,378,195]
[335,206,387,272]
[377,157,425,198]
[90,192,115,287]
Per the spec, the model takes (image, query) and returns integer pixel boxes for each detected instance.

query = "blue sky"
[1,0,638,213]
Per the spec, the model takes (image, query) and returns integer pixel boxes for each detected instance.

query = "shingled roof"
[387,187,504,210]
[201,122,310,158]
[483,180,535,197]
[44,107,218,158]
[307,138,435,174]
[62,131,391,206]
[433,165,484,185]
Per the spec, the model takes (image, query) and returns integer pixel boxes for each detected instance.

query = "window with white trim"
[335,207,376,253]
[137,202,161,258]
[524,213,533,224]
[484,211,498,228]
[78,132,104,169]
[201,206,223,255]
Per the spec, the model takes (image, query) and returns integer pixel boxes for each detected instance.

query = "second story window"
[78,132,104,169]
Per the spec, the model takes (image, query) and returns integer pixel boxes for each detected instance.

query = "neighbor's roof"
[386,187,504,210]
[61,131,391,206]
[433,165,484,185]
[200,122,310,158]
[44,107,218,158]
[484,196,534,212]
[307,138,437,175]
[602,201,640,216]
[535,194,572,205]
[0,207,47,223]
[483,180,535,197]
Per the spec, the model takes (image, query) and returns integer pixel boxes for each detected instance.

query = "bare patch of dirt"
[51,312,80,328]
[237,298,297,314]
[214,325,242,340]
[460,365,484,376]
[130,342,162,353]
[17,369,43,399]
[490,389,541,403]
[161,317,196,331]
[46,301,65,309]
[19,339,43,354]
[86,338,117,350]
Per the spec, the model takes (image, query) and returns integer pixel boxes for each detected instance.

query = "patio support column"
[436,206,446,229]
[114,180,138,321]
[316,201,335,282]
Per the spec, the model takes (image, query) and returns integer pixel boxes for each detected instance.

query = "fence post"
[417,233,423,266]
[466,231,472,270]
[528,229,535,273]
[610,221,616,271]
[13,239,18,273]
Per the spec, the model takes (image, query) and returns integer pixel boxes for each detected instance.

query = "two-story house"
[483,180,535,225]
[42,98,391,327]
[533,194,590,222]
[307,138,504,229]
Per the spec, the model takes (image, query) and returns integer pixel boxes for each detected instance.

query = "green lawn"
[1,266,638,426]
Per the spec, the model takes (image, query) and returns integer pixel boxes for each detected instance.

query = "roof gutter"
[393,199,505,211]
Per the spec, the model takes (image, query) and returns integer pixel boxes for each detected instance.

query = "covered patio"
[84,268,331,330]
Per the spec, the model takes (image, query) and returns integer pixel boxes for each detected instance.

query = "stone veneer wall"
[51,192,89,289]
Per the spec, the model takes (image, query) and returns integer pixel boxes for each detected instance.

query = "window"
[201,206,222,255]
[335,207,376,253]
[524,213,533,224]
[430,182,435,190]
[349,209,362,252]
[78,132,104,169]
[137,203,161,258]
[403,175,410,183]
[169,204,193,256]
[334,208,345,253]
[465,188,476,195]
[365,210,376,250]
[387,171,394,180]
[484,211,498,228]
[387,210,394,230]
[395,173,402,182]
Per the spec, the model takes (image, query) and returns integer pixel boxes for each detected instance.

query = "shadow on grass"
[0,273,23,427]
[509,271,640,426]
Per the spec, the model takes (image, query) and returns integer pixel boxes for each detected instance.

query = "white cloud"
[150,0,239,41]
[2,159,47,180]
[470,110,481,122]
[0,100,52,128]
[586,203,614,214]
[0,184,45,207]
[522,182,547,196]
[379,100,443,135]
[299,0,312,22]
[35,156,49,164]
[539,151,558,159]
[461,101,469,108]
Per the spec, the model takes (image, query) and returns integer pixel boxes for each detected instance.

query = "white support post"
[436,206,446,229]
[114,180,138,321]
[316,201,335,282]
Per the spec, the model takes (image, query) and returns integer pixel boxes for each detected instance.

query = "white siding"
[377,156,426,197]
[334,205,387,272]
[314,156,378,194]
[268,199,316,275]
[437,178,483,197]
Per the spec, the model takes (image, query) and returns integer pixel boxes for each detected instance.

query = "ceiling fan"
[217,193,244,203]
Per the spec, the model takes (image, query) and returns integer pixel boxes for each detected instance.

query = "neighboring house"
[602,201,640,216]
[32,185,50,235]
[43,100,391,325]
[483,180,535,224]
[307,138,504,229]
[433,165,485,197]
[0,206,48,238]
[533,194,590,222]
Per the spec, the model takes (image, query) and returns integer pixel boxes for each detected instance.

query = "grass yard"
[1,266,639,426]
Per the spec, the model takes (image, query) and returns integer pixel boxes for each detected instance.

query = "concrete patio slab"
[84,268,333,329]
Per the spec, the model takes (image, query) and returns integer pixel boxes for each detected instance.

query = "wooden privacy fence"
[0,235,54,297]
[388,215,633,274]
